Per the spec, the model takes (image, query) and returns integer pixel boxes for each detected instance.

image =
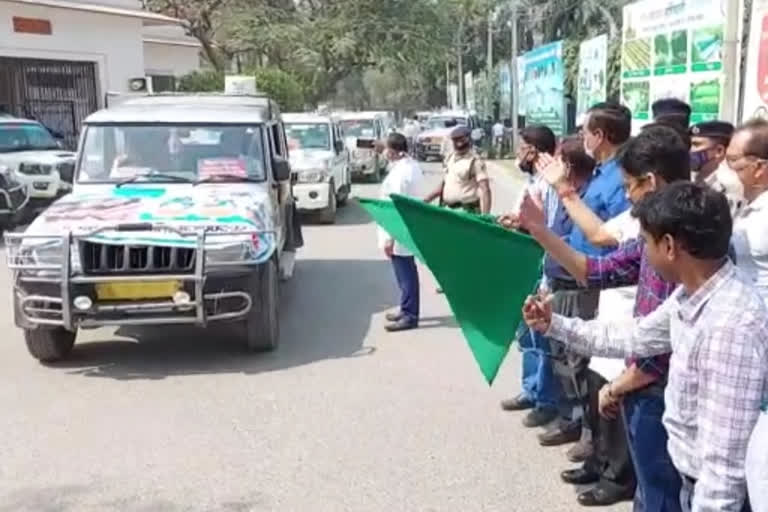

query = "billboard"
[620,0,728,130]
[577,35,608,119]
[742,0,768,121]
[521,41,566,136]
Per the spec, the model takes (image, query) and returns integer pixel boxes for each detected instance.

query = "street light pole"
[510,0,518,150]
[487,10,493,115]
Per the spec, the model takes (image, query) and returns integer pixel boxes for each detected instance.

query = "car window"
[285,123,331,151]
[339,119,375,138]
[0,122,58,153]
[78,124,267,183]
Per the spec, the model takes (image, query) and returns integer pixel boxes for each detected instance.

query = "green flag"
[390,194,544,384]
[357,198,424,262]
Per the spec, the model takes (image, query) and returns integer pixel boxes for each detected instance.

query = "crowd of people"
[373,100,766,512]
[501,99,767,512]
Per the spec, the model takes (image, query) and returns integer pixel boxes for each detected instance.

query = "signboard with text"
[577,35,608,119]
[522,41,566,136]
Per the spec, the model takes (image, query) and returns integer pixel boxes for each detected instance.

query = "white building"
[0,0,200,147]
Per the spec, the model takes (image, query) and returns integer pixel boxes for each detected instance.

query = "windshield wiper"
[116,171,193,187]
[193,173,261,185]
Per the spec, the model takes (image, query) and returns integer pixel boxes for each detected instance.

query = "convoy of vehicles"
[414,110,485,161]
[283,113,351,223]
[5,94,302,362]
[339,111,388,182]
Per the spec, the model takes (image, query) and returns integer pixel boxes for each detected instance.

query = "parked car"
[5,94,303,362]
[339,112,388,182]
[283,113,351,224]
[0,164,30,232]
[0,117,75,202]
[414,111,484,161]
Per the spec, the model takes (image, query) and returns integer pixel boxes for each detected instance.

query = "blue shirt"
[568,158,631,255]
[544,200,575,281]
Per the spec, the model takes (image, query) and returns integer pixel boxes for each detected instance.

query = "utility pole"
[446,61,451,108]
[510,0,518,150]
[457,18,465,109]
[487,10,494,116]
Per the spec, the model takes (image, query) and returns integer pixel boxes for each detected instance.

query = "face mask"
[690,150,711,171]
[519,160,535,175]
[583,137,596,159]
[454,138,471,152]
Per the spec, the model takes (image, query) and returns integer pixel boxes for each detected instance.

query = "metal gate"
[0,57,98,150]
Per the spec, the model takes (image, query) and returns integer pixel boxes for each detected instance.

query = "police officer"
[652,97,692,133]
[425,125,492,214]
[689,120,744,217]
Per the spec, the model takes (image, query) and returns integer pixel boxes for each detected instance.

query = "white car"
[414,111,485,161]
[284,113,351,223]
[0,117,75,200]
[339,112,388,182]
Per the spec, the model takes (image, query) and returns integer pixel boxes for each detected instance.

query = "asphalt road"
[0,162,631,512]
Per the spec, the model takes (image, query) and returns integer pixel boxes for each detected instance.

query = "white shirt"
[590,209,640,380]
[403,122,420,139]
[492,122,505,138]
[732,190,768,303]
[378,156,425,256]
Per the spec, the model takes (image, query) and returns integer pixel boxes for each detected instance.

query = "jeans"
[519,327,560,411]
[390,255,419,324]
[746,411,767,512]
[623,390,682,512]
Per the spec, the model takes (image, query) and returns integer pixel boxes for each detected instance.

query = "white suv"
[0,117,75,200]
[284,113,351,223]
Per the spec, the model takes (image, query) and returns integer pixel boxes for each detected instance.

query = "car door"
[329,122,343,192]
[267,123,288,247]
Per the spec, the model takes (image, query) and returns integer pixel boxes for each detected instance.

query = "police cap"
[689,120,735,140]
[450,126,471,139]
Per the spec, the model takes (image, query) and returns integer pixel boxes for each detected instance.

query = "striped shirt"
[547,261,768,512]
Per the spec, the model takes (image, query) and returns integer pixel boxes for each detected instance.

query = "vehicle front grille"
[80,242,195,274]
[57,162,75,182]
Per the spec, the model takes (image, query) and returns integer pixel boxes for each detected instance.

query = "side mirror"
[334,140,344,154]
[272,156,291,181]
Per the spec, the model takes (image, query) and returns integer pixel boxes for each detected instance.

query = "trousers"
[582,369,636,493]
[623,390,682,512]
[390,255,419,323]
[519,327,560,411]
[549,288,600,426]
[746,410,768,512]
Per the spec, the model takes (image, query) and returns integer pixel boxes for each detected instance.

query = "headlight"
[31,241,64,266]
[19,163,53,175]
[205,242,251,265]
[296,169,327,183]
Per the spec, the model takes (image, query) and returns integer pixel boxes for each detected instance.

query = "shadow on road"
[51,258,395,380]
[299,200,372,227]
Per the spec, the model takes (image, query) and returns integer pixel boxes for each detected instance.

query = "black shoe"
[385,318,418,332]
[560,468,599,485]
[385,312,403,322]
[522,408,558,428]
[566,439,594,463]
[500,394,534,411]
[577,484,634,507]
[538,427,581,447]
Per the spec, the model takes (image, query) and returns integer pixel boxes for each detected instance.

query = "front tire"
[241,259,280,352]
[320,183,337,224]
[24,327,77,362]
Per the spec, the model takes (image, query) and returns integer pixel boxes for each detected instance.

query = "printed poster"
[522,41,566,136]
[742,0,768,121]
[577,35,608,119]
[620,0,727,130]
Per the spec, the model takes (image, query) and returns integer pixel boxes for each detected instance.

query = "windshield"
[425,117,467,130]
[340,119,375,138]
[0,122,58,153]
[77,124,267,183]
[285,123,331,150]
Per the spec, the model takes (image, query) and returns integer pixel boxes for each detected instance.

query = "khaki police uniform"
[441,151,489,213]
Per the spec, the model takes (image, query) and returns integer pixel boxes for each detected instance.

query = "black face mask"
[519,160,535,175]
[453,138,471,152]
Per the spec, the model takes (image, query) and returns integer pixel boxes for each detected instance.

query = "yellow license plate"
[95,281,181,300]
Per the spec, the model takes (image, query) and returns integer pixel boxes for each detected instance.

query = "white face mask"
[583,136,596,159]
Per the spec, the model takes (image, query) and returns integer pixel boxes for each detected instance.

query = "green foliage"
[177,70,224,92]
[252,68,306,111]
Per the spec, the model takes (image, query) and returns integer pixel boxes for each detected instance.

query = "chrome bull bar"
[5,224,275,330]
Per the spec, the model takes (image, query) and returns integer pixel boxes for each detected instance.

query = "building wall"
[143,41,200,77]
[0,1,146,104]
